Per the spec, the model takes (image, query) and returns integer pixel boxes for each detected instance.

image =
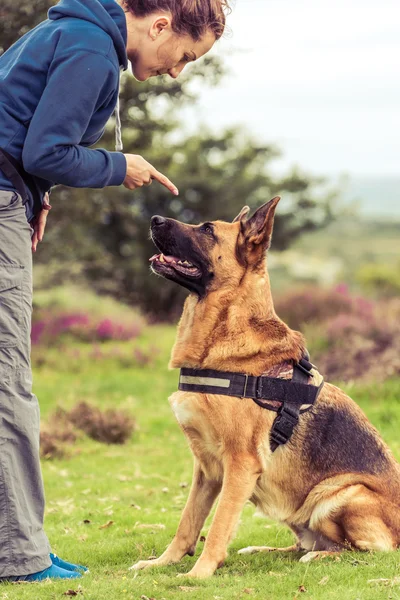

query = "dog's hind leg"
[341,512,396,552]
[181,454,261,578]
[300,485,397,563]
[130,460,221,572]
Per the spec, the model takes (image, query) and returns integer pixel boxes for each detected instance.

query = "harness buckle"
[296,358,314,378]
[270,404,299,447]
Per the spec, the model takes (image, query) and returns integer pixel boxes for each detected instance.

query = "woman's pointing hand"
[123,154,179,195]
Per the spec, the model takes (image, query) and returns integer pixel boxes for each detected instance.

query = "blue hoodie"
[0,0,128,222]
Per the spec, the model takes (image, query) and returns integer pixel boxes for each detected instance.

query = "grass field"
[3,325,400,600]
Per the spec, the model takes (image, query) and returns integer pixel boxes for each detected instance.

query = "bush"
[275,284,373,330]
[40,408,79,460]
[31,311,142,346]
[40,431,66,460]
[356,263,400,297]
[275,285,400,382]
[32,342,159,371]
[40,403,136,459]
[305,298,400,382]
[68,402,136,445]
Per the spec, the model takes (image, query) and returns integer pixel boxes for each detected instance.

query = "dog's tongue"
[163,255,178,264]
[149,254,181,263]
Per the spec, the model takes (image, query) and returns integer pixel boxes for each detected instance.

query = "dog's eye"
[201,224,214,235]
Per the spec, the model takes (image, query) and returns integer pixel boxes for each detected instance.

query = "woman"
[0,0,229,582]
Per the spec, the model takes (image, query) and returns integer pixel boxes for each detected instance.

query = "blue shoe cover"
[50,553,88,573]
[1,564,82,582]
[26,564,82,581]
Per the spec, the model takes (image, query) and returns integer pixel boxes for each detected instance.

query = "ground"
[2,325,400,599]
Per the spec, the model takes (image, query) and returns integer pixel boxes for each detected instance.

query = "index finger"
[150,168,179,196]
[32,231,38,252]
[38,211,49,242]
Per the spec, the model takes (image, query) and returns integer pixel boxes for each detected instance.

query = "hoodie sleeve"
[22,51,127,188]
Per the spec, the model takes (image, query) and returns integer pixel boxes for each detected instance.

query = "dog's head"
[149,197,280,296]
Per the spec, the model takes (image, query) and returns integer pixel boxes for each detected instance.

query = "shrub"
[46,408,78,443]
[275,285,373,330]
[40,408,79,460]
[40,403,136,459]
[40,431,66,460]
[67,402,136,445]
[31,310,142,346]
[306,298,400,382]
[356,263,400,297]
[276,285,400,382]
[32,341,159,371]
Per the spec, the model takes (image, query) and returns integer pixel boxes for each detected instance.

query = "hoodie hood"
[49,0,128,70]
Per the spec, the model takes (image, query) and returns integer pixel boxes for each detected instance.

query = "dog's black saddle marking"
[178,356,324,452]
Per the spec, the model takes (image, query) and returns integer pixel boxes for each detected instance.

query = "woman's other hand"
[31,193,52,252]
[123,154,178,195]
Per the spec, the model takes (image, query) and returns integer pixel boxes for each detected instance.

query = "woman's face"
[124,13,217,81]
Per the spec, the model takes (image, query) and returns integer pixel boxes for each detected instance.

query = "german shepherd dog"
[131,197,400,578]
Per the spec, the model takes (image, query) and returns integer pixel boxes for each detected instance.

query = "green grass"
[3,326,400,599]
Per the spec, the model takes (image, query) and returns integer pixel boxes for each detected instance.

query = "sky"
[185,0,400,179]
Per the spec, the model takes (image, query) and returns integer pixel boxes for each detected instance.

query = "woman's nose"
[168,64,185,79]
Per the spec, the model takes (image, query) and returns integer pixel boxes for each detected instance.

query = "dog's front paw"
[177,559,219,579]
[177,567,214,579]
[129,559,159,571]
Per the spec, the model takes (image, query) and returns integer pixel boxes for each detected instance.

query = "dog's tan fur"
[131,198,400,578]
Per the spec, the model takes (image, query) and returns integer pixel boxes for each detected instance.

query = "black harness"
[178,356,324,452]
[0,149,42,216]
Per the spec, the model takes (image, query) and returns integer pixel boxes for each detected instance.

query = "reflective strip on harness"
[180,375,231,388]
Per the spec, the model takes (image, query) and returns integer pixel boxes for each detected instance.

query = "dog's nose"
[151,215,166,227]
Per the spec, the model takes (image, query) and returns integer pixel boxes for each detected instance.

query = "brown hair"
[124,0,231,41]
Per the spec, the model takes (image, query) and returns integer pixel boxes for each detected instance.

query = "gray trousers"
[0,191,51,576]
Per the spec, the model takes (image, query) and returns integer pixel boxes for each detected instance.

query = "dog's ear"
[237,197,280,265]
[241,196,280,248]
[232,206,250,223]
